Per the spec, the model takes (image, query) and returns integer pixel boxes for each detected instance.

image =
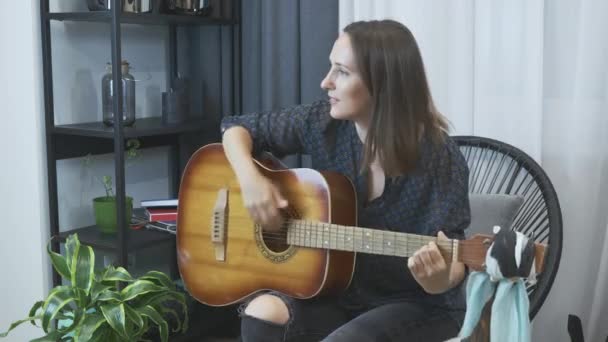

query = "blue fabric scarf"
[458,226,537,342]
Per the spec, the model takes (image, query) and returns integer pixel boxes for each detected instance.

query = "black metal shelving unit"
[40,0,241,288]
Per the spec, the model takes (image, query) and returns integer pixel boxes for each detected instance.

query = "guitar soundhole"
[254,207,299,263]
[263,235,289,253]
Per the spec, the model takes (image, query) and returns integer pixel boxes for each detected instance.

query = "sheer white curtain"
[339,1,608,341]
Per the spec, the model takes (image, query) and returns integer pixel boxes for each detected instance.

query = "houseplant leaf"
[29,330,64,342]
[73,312,106,342]
[124,305,146,338]
[28,301,44,326]
[90,283,113,303]
[137,306,168,342]
[121,280,167,301]
[102,266,134,283]
[160,307,181,332]
[100,303,128,340]
[64,234,80,271]
[96,290,122,303]
[130,291,188,333]
[71,244,95,295]
[139,271,175,290]
[0,315,43,337]
[124,305,144,329]
[40,286,75,332]
[47,241,70,280]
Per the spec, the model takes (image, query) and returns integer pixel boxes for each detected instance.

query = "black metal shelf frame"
[40,0,242,287]
[53,117,205,139]
[46,11,236,26]
[56,225,175,252]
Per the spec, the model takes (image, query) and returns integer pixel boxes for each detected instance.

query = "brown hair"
[343,20,448,177]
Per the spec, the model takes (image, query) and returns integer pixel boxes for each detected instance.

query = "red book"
[145,208,177,222]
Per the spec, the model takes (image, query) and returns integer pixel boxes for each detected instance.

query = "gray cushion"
[466,193,525,236]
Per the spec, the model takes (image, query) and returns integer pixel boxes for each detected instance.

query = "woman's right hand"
[238,172,289,232]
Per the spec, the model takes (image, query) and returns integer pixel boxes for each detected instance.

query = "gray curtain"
[241,0,339,166]
[178,0,338,168]
[241,0,339,112]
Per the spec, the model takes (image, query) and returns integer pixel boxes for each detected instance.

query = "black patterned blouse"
[221,100,471,312]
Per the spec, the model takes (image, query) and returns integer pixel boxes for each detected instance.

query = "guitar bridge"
[211,188,228,262]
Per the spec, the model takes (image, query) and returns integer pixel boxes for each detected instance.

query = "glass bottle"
[102,60,136,126]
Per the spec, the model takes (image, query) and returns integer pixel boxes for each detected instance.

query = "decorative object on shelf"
[140,198,179,208]
[0,234,188,341]
[102,60,136,127]
[145,207,178,222]
[87,0,155,12]
[162,76,190,124]
[94,195,134,234]
[86,0,110,11]
[123,0,153,13]
[84,139,141,234]
[167,0,212,16]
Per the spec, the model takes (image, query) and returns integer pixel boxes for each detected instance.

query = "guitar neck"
[286,220,458,262]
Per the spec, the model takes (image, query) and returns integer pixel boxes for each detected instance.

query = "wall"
[0,1,50,340]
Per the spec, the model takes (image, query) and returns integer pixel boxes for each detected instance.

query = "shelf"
[56,224,174,252]
[46,11,236,26]
[53,117,205,139]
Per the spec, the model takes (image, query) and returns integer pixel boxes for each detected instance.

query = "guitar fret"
[329,224,338,249]
[373,229,383,254]
[367,229,374,253]
[318,224,323,248]
[345,226,352,251]
[387,231,396,256]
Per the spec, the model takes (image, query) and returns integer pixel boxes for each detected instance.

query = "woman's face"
[321,33,371,123]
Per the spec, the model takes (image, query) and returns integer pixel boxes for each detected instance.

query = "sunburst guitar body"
[176,143,546,307]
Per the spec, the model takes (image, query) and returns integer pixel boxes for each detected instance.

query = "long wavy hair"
[343,20,448,176]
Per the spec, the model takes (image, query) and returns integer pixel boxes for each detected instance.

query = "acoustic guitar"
[176,143,546,306]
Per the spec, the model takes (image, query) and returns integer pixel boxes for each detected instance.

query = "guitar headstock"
[459,234,547,274]
[459,234,494,271]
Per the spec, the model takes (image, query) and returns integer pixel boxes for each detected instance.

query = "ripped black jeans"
[239,293,464,342]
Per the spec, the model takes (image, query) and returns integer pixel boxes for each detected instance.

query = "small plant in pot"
[0,234,188,341]
[84,139,141,234]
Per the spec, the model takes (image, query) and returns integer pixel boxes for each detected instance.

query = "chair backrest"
[453,136,563,319]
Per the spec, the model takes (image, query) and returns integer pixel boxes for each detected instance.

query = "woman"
[220,19,470,342]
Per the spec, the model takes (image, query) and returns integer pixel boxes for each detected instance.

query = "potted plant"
[0,234,188,341]
[84,139,141,234]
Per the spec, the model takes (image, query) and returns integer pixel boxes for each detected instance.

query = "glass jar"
[102,61,136,126]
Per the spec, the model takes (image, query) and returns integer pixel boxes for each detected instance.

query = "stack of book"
[139,199,178,234]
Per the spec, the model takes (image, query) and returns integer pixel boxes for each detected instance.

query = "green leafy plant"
[83,138,142,198]
[0,234,188,341]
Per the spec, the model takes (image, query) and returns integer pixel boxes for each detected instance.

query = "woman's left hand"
[407,231,455,294]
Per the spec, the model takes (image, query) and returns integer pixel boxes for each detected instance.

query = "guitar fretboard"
[285,219,455,260]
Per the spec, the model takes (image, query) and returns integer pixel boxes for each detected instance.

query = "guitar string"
[260,226,456,256]
[217,218,497,257]
[216,223,491,264]
[258,227,485,249]
[238,229,491,254]
[255,230,487,265]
